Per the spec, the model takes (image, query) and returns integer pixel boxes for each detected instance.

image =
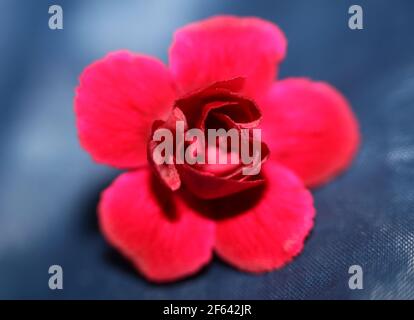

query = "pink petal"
[98,169,215,282]
[213,162,315,272]
[75,51,176,168]
[195,145,242,176]
[260,78,360,187]
[169,15,287,96]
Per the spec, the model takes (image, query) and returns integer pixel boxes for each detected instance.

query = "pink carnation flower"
[75,16,359,282]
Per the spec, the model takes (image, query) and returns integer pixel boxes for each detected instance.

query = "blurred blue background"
[1,0,414,299]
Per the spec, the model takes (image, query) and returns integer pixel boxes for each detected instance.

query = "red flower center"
[148,77,270,199]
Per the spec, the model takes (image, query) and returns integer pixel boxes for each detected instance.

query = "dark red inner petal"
[175,78,261,130]
[147,109,188,191]
[177,162,264,199]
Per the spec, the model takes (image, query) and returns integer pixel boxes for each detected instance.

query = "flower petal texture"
[75,51,176,168]
[177,162,265,199]
[214,162,315,272]
[99,169,215,282]
[169,15,287,96]
[148,77,269,199]
[260,78,360,187]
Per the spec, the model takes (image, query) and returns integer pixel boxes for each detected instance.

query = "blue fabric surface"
[1,0,414,299]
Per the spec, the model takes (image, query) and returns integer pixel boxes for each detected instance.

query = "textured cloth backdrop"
[0,0,413,299]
